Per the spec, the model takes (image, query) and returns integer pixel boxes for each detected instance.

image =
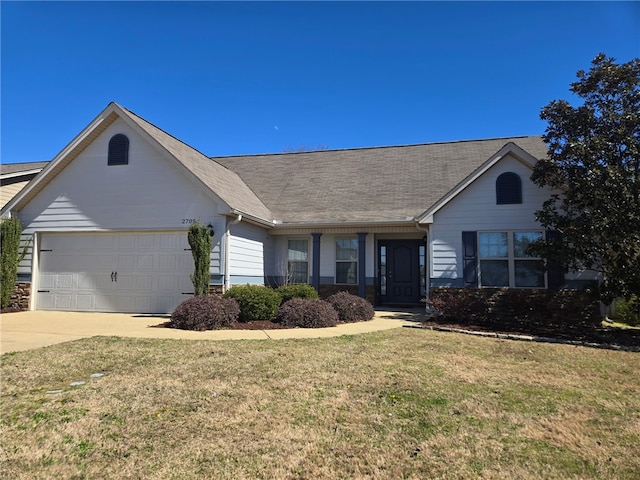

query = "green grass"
[1,329,639,479]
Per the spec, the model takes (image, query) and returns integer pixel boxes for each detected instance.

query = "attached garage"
[37,232,194,313]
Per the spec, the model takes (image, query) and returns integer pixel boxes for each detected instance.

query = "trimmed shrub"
[276,284,319,304]
[428,287,602,331]
[428,288,489,323]
[326,291,375,322]
[224,284,282,321]
[170,295,240,331]
[187,222,212,296]
[276,298,339,328]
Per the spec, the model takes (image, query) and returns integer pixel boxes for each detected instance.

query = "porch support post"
[357,232,367,299]
[311,233,322,292]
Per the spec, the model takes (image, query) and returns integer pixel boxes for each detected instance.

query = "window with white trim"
[336,238,358,284]
[287,239,309,284]
[478,231,545,287]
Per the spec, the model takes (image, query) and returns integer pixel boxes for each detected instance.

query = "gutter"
[272,219,418,229]
[228,209,276,228]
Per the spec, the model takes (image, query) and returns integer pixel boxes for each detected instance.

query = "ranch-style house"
[1,103,595,313]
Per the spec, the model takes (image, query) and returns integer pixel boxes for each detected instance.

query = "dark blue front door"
[379,240,424,304]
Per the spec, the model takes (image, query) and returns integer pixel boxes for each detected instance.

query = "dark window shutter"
[496,172,522,204]
[545,230,564,290]
[108,134,129,165]
[462,231,478,287]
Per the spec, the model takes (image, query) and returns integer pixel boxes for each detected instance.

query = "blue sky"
[2,1,638,164]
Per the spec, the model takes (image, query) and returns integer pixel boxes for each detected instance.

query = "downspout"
[224,214,242,291]
[415,222,433,316]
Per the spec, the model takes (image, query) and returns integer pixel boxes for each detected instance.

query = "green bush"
[187,222,212,296]
[170,295,240,331]
[224,284,282,321]
[276,284,319,304]
[428,288,490,323]
[428,288,601,331]
[614,296,640,326]
[326,291,375,322]
[1,218,29,309]
[276,298,338,328]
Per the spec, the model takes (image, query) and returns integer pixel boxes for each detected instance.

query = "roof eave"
[227,209,276,228]
[273,219,418,229]
[0,169,45,181]
[1,104,122,215]
[416,142,541,224]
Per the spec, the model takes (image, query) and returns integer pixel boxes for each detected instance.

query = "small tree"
[187,222,212,296]
[1,218,30,309]
[531,53,640,304]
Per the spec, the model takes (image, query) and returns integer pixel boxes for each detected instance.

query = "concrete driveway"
[0,309,424,354]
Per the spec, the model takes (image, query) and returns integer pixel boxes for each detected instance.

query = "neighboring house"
[0,102,595,313]
[0,162,49,209]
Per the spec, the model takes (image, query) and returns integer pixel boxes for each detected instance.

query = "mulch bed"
[419,319,640,349]
[151,320,287,330]
[0,308,23,314]
[229,320,286,330]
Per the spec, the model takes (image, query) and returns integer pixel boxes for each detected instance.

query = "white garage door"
[38,232,195,313]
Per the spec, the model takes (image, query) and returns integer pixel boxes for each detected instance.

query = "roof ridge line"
[209,135,544,159]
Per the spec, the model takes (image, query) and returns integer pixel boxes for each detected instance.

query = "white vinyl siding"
[227,221,269,284]
[429,154,551,281]
[229,236,264,277]
[15,118,224,277]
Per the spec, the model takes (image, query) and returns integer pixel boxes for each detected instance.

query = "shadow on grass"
[375,307,429,323]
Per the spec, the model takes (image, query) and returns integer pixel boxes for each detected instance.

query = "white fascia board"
[416,142,539,224]
[0,104,120,216]
[0,169,44,180]
[227,209,276,228]
[112,104,242,218]
[272,219,417,230]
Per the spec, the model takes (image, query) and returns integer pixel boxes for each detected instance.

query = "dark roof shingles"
[215,137,547,224]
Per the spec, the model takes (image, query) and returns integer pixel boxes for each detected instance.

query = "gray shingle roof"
[119,105,273,223]
[0,162,49,177]
[1,102,548,227]
[214,137,548,224]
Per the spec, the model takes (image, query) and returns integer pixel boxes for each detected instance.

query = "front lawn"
[1,329,638,479]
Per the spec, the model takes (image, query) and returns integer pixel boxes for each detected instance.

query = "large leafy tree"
[531,53,640,304]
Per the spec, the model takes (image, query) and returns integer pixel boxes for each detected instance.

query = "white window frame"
[478,230,546,288]
[287,239,309,284]
[335,238,358,285]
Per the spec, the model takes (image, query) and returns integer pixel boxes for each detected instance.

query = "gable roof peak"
[2,102,273,223]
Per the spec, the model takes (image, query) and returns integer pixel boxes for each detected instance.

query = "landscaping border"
[404,323,640,353]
